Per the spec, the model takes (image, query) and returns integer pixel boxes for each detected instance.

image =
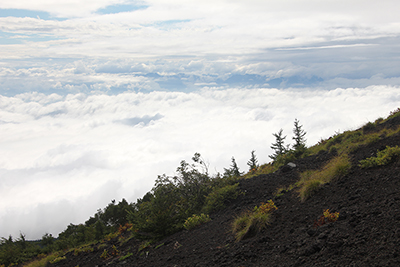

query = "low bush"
[183,214,211,230]
[359,146,400,168]
[362,121,376,133]
[202,183,240,214]
[232,200,277,241]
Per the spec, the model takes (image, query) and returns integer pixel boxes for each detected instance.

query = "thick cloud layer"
[0,86,399,239]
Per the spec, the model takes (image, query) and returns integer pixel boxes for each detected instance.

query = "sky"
[1,0,400,240]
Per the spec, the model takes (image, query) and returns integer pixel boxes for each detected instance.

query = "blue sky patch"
[143,19,191,30]
[0,9,66,20]
[96,4,148,15]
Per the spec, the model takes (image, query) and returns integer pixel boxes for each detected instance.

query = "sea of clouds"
[1,85,399,239]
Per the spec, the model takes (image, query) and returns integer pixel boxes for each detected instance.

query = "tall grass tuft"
[298,154,351,201]
[232,200,277,241]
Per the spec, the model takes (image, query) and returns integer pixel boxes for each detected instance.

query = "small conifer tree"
[247,150,258,172]
[292,119,306,156]
[224,157,242,177]
[269,129,287,160]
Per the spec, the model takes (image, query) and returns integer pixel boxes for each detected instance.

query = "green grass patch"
[242,163,278,179]
[154,243,164,249]
[22,253,61,267]
[274,184,296,198]
[308,109,400,158]
[298,154,351,201]
[138,241,151,252]
[119,252,133,261]
[359,146,400,168]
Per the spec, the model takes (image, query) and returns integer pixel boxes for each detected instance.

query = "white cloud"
[0,1,399,94]
[0,86,399,239]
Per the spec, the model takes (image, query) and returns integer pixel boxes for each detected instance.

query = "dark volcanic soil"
[49,122,400,266]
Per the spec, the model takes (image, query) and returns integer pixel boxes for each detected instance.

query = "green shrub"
[362,121,376,133]
[388,108,400,119]
[183,214,211,230]
[326,134,343,150]
[359,146,400,168]
[232,200,277,241]
[273,150,297,167]
[202,183,240,214]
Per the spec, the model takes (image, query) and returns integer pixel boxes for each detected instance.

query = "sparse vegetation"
[100,249,108,259]
[274,184,296,198]
[50,255,66,264]
[308,108,400,157]
[242,162,278,179]
[183,214,211,230]
[138,241,151,252]
[298,154,351,201]
[119,252,133,261]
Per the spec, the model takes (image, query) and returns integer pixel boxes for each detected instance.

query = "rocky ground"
[48,117,400,267]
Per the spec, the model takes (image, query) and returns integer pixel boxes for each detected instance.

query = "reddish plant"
[314,209,339,228]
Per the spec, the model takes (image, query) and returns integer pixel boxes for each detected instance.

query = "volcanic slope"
[49,114,400,267]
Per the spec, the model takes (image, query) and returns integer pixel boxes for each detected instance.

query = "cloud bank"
[1,86,400,239]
